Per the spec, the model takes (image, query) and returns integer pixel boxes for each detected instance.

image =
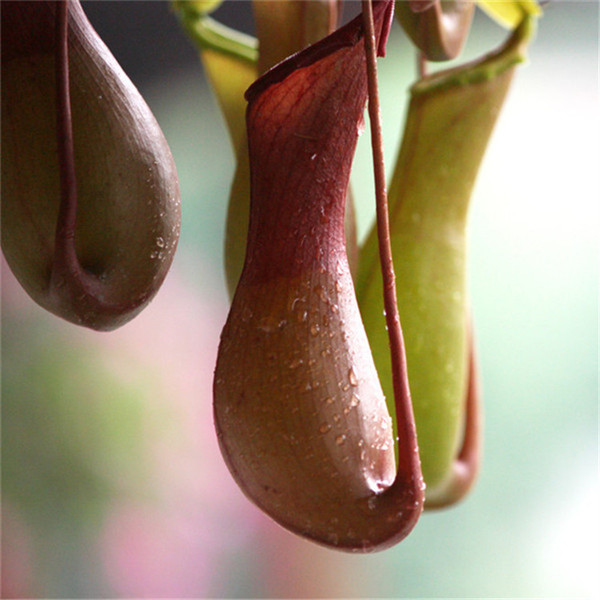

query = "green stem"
[174,9,258,65]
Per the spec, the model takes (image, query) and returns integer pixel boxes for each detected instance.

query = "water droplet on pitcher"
[319,423,332,434]
[335,434,347,446]
[327,532,339,545]
[348,367,358,387]
[344,395,360,415]
[258,316,278,333]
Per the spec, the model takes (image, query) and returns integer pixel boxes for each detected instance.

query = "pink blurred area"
[1,505,35,599]
[1,258,364,598]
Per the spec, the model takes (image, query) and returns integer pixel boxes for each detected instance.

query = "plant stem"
[361,0,412,438]
[175,10,257,65]
[54,0,79,275]
[417,49,428,78]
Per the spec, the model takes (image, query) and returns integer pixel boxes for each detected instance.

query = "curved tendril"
[362,0,424,530]
[53,0,79,280]
[51,0,130,321]
[425,325,482,509]
[52,0,107,308]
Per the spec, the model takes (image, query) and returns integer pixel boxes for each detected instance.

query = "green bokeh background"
[2,2,598,598]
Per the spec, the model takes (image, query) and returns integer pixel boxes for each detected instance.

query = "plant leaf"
[1,0,180,330]
[214,0,424,551]
[253,0,341,74]
[396,0,475,61]
[357,15,535,503]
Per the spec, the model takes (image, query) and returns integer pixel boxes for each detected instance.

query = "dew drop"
[289,358,303,369]
[348,367,358,387]
[327,532,339,545]
[335,434,347,446]
[310,323,320,336]
[319,423,331,434]
[156,236,165,248]
[258,316,278,333]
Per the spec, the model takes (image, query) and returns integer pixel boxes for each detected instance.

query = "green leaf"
[357,16,536,503]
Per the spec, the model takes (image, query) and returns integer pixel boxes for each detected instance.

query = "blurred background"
[2,1,598,598]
